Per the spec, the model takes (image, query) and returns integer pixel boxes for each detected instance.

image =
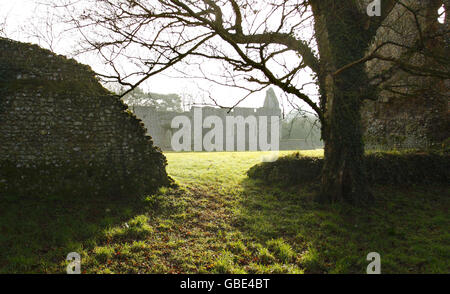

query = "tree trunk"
[311,0,374,204]
[317,71,372,204]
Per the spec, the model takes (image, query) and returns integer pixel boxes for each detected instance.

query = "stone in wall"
[0,38,171,198]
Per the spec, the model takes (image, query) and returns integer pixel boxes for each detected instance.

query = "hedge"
[247,151,449,186]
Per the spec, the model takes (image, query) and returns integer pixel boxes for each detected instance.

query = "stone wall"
[131,104,283,151]
[0,38,170,197]
[363,0,449,149]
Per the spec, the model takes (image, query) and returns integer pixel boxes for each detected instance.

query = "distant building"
[130,88,319,151]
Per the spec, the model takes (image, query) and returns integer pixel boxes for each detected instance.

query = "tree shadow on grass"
[237,177,450,273]
[0,192,156,273]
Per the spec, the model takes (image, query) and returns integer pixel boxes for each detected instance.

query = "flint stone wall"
[0,38,170,197]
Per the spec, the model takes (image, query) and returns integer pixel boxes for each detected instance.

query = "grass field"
[0,151,448,273]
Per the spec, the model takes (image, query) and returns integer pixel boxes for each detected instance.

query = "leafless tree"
[0,10,10,37]
[19,7,65,52]
[46,0,448,204]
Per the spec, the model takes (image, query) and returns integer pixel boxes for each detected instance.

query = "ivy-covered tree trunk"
[318,69,372,204]
[311,1,375,204]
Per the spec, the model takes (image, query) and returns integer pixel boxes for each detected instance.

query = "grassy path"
[0,151,448,273]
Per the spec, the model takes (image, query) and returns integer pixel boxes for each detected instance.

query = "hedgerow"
[247,151,449,186]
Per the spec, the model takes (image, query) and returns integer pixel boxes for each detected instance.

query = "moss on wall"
[0,38,171,198]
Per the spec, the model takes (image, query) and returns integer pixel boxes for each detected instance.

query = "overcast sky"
[0,0,319,113]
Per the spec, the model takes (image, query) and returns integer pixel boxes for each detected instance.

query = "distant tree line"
[116,86,183,112]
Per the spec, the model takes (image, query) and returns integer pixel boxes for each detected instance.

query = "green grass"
[0,150,448,273]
